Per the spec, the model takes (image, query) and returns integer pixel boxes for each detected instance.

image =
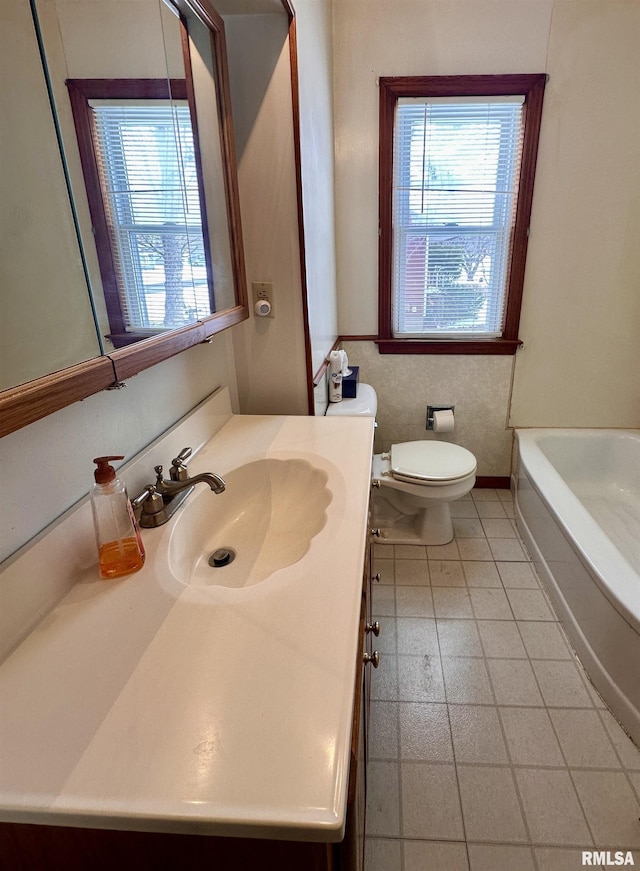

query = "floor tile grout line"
[526,588,605,710]
[432,592,471,859]
[365,831,640,852]
[471,579,538,851]
[596,708,640,776]
[371,753,635,775]
[404,538,534,855]
[396,722,405,869]
[386,683,612,712]
[367,490,640,867]
[595,706,640,800]
[502,583,603,851]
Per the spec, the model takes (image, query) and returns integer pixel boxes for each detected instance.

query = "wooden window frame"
[67,77,214,349]
[377,74,547,355]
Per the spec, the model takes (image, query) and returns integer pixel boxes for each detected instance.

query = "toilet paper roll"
[432,409,455,432]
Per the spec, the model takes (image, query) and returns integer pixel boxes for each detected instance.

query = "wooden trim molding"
[377,74,547,354]
[110,324,206,382]
[333,335,521,354]
[375,338,522,356]
[285,8,316,416]
[0,358,117,438]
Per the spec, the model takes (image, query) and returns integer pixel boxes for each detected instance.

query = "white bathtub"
[515,429,640,746]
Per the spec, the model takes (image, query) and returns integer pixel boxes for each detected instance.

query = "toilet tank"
[325,383,377,417]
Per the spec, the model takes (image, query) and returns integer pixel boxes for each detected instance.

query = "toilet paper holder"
[426,405,455,430]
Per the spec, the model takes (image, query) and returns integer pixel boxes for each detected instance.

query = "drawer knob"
[363,651,380,668]
[371,528,381,538]
[366,621,381,637]
[372,572,381,583]
[372,479,381,489]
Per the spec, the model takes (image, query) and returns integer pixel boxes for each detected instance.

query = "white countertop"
[0,406,374,842]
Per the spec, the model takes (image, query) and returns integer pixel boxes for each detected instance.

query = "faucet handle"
[170,447,192,482]
[141,485,165,516]
[131,483,164,515]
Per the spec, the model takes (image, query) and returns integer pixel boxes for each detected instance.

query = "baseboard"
[475,476,510,489]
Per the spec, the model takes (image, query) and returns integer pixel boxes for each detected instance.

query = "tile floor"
[365,488,640,871]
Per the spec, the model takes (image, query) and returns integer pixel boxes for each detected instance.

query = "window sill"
[375,338,522,355]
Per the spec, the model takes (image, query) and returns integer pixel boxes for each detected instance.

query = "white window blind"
[392,96,525,338]
[90,100,211,332]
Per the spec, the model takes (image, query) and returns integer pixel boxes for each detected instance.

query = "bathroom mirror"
[0,0,248,435]
[1,0,105,393]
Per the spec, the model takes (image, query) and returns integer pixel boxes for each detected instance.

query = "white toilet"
[326,384,477,545]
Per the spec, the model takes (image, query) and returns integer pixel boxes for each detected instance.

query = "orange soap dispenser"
[91,456,145,579]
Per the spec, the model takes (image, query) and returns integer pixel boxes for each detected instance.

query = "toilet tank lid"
[325,383,377,417]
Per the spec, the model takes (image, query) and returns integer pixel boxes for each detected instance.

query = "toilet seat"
[390,441,477,485]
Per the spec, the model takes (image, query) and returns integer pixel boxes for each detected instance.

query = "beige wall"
[509,1,640,427]
[226,14,309,415]
[333,0,640,469]
[228,0,340,412]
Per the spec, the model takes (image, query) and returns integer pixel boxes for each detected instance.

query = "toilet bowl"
[325,384,477,545]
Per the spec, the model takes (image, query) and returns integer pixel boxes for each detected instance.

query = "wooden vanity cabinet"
[0,545,376,871]
[336,539,374,871]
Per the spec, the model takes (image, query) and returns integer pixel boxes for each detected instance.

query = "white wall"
[225,14,309,415]
[332,0,640,474]
[291,0,339,379]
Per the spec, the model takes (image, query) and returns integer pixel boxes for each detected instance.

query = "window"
[378,75,546,354]
[68,79,214,347]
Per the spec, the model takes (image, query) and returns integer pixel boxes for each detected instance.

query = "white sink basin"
[166,458,332,589]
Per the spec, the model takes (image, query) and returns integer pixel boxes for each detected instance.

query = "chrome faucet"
[132,447,226,528]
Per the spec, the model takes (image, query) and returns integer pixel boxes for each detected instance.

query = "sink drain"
[208,548,236,568]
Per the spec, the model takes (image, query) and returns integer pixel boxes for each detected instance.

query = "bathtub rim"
[515,428,640,635]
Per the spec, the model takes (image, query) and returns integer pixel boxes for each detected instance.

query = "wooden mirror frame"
[0,0,248,438]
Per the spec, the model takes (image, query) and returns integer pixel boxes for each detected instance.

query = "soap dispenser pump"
[91,456,145,580]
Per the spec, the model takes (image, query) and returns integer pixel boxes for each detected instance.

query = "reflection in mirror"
[0,0,103,390]
[67,77,216,346]
[51,0,238,348]
[0,0,248,435]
